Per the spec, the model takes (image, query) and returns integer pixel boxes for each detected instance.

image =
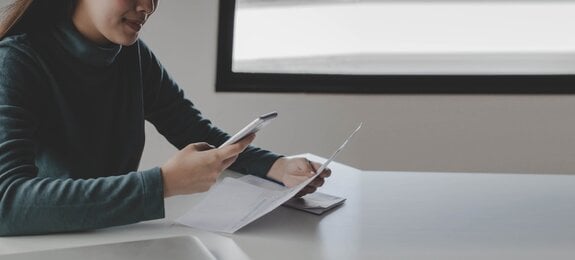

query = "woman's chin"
[108,33,140,46]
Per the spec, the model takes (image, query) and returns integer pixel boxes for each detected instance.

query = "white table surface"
[1,153,574,259]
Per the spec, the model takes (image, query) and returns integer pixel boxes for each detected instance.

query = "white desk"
[1,154,574,259]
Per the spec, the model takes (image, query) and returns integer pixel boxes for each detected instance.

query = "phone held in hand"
[219,112,278,148]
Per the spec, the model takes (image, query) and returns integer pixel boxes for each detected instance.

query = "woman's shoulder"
[0,33,39,61]
[0,33,46,90]
[0,34,33,50]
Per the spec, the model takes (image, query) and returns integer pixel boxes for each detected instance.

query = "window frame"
[215,0,575,94]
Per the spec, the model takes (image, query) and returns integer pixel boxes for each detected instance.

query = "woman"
[0,0,330,236]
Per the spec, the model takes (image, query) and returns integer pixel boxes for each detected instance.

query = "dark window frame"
[215,0,575,94]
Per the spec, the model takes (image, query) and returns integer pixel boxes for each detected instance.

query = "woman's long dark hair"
[0,0,74,39]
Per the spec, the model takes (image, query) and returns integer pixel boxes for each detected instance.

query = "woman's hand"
[160,134,255,197]
[267,157,331,197]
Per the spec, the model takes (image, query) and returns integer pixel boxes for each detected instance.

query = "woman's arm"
[0,43,164,236]
[138,41,282,178]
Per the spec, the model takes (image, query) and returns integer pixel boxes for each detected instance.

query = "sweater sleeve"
[0,41,164,236]
[138,41,282,178]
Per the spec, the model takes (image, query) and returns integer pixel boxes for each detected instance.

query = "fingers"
[294,176,325,197]
[295,186,317,197]
[319,168,331,178]
[306,159,331,178]
[309,177,325,187]
[218,133,255,159]
[191,142,215,151]
[222,155,238,170]
[202,134,254,171]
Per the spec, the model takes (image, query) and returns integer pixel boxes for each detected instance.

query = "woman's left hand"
[266,157,331,197]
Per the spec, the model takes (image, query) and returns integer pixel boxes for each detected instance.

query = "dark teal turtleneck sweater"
[0,21,281,236]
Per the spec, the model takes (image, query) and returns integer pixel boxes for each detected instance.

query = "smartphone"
[219,112,278,148]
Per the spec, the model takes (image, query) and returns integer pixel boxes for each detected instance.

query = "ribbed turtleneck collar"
[52,19,122,67]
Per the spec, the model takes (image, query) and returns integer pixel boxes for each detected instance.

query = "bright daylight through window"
[233,0,575,76]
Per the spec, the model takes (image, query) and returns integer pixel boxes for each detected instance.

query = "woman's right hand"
[160,134,255,197]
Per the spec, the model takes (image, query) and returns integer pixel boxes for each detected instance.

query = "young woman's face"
[72,0,158,46]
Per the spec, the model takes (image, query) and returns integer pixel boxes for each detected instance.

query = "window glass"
[233,0,575,75]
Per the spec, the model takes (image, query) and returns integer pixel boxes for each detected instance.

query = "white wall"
[139,0,575,174]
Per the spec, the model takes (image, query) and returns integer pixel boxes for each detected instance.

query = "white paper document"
[176,123,362,233]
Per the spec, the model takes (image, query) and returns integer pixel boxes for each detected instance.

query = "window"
[216,0,575,93]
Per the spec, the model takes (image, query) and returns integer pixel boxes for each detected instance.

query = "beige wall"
[139,0,575,174]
